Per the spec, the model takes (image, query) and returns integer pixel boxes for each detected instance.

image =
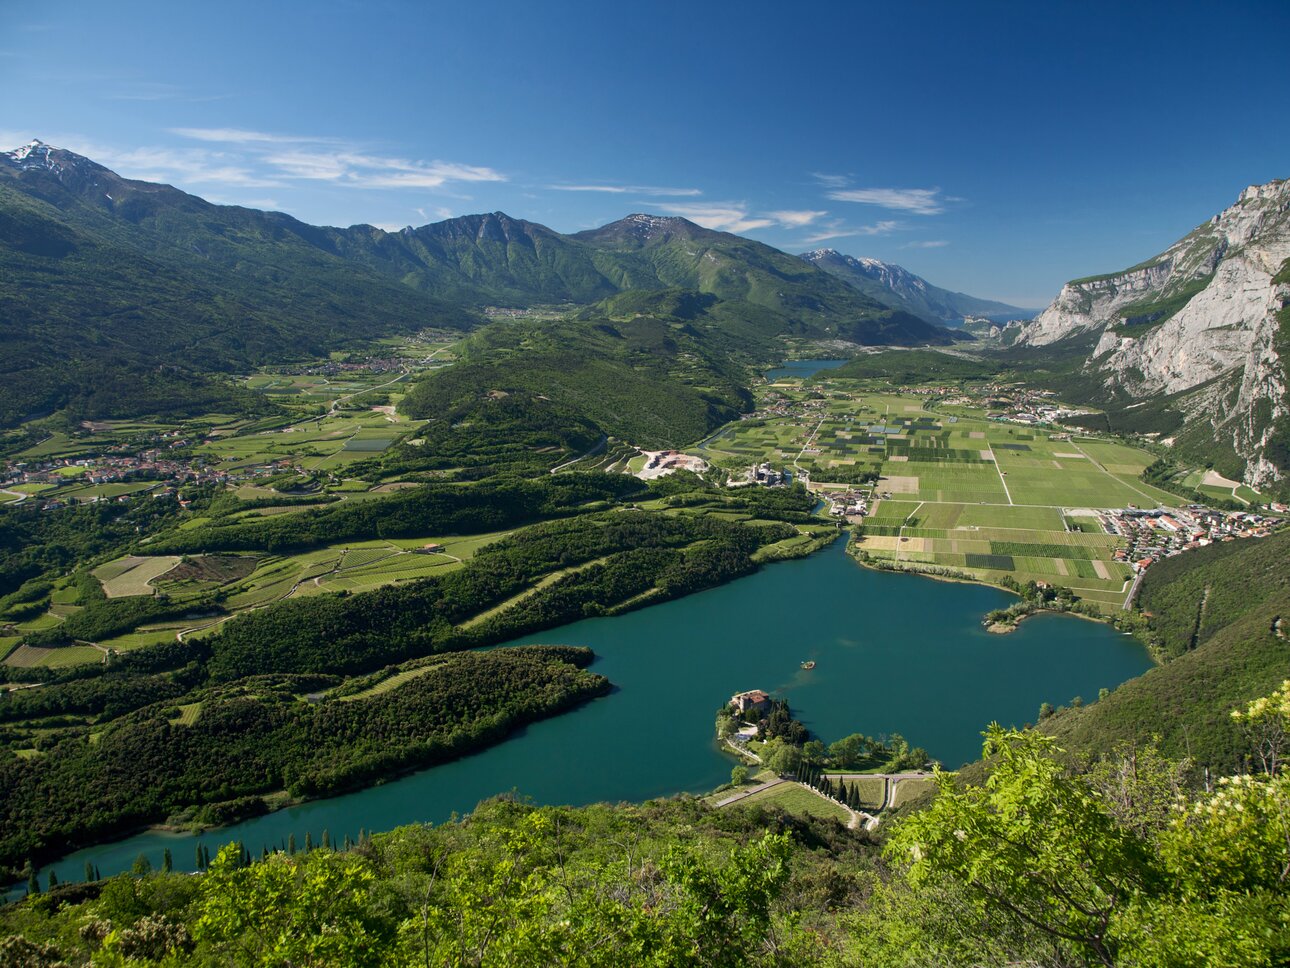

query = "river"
[22,538,1151,889]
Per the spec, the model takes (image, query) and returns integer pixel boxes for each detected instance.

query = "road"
[549,435,608,474]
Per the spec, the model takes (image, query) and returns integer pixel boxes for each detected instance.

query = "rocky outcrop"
[1012,179,1290,490]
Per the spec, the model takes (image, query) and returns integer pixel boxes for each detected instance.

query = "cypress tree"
[95,865,101,882]
[47,869,58,889]
[85,862,95,882]
[162,848,173,873]
[196,845,205,871]
[344,834,353,851]
[305,832,314,853]
[322,829,331,851]
[26,871,39,896]
[288,833,297,855]
[202,846,210,870]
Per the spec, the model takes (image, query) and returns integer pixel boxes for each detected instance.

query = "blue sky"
[2,0,1287,306]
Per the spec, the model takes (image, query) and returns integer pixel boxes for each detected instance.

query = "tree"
[131,854,152,876]
[888,726,1157,966]
[827,732,871,769]
[46,869,58,889]
[85,861,95,882]
[194,844,394,967]
[162,847,173,873]
[759,738,802,776]
[730,765,749,787]
[288,833,297,855]
[195,844,205,871]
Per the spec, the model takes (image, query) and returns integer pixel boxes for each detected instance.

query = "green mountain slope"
[1,141,955,429]
[0,143,475,426]
[400,293,759,451]
[1042,529,1290,769]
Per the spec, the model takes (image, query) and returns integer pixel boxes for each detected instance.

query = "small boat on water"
[800,660,816,670]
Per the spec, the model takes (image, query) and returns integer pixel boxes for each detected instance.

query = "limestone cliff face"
[1012,179,1290,489]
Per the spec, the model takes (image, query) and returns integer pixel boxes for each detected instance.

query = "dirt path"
[713,778,784,807]
[550,435,608,474]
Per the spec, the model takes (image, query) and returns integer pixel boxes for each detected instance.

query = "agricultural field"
[738,782,853,822]
[93,555,182,597]
[694,379,1197,613]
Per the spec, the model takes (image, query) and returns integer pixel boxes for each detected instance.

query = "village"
[1102,505,1282,572]
[0,443,302,510]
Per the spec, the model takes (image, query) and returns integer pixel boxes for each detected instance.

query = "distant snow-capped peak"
[2,139,82,175]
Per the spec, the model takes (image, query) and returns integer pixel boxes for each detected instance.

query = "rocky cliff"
[1011,179,1290,491]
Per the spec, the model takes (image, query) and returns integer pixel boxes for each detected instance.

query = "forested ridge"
[0,647,606,874]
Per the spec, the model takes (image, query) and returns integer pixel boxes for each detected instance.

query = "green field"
[739,782,852,822]
[694,382,1189,613]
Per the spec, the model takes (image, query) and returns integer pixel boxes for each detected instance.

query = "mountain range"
[1006,178,1290,491]
[0,141,952,427]
[800,248,1029,324]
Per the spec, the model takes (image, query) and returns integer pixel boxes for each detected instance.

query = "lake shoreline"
[9,534,1151,897]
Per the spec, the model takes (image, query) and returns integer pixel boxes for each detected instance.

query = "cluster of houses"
[982,389,1080,426]
[2,449,305,511]
[277,357,406,377]
[824,488,869,520]
[1101,506,1281,571]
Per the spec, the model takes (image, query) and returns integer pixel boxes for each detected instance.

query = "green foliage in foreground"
[6,686,1289,967]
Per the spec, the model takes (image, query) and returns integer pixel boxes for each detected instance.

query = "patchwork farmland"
[696,379,1190,612]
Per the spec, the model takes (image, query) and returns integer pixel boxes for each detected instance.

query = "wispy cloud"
[170,127,330,145]
[159,128,506,191]
[811,172,851,189]
[799,219,899,246]
[657,202,773,233]
[828,187,945,215]
[657,202,830,234]
[416,205,455,223]
[546,183,702,197]
[765,209,827,227]
[902,239,950,249]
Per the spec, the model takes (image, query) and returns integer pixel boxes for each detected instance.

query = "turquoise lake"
[20,538,1153,889]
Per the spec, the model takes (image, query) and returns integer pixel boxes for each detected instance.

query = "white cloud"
[799,220,899,245]
[827,187,945,215]
[765,209,827,227]
[169,128,506,191]
[547,183,703,197]
[902,239,950,249]
[658,203,774,233]
[811,172,851,189]
[658,202,833,234]
[416,206,455,223]
[170,127,333,145]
